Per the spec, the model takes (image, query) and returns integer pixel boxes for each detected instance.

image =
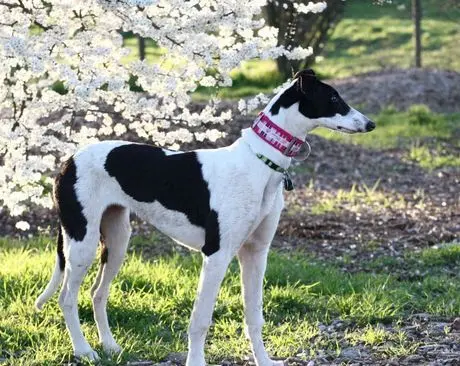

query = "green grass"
[313,0,460,79]
[310,104,460,172]
[199,0,460,96]
[358,242,460,278]
[309,181,407,216]
[1,236,460,365]
[345,325,418,357]
[311,105,460,150]
[196,0,460,97]
[408,143,460,170]
[194,60,283,100]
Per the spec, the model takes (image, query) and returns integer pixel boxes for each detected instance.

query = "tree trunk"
[138,36,146,61]
[264,0,345,80]
[412,0,422,68]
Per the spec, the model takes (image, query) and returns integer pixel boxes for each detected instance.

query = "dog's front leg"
[186,250,234,366]
[238,202,284,366]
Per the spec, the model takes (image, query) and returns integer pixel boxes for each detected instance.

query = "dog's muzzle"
[365,120,376,131]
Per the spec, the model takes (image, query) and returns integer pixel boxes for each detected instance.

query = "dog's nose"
[365,120,376,131]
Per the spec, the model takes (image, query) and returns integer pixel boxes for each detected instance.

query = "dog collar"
[252,112,304,157]
[256,153,294,191]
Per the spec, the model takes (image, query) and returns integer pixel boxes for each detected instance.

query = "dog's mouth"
[336,126,358,134]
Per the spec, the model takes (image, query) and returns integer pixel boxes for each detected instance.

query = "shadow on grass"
[329,32,412,58]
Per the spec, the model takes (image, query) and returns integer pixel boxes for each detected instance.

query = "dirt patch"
[275,134,460,269]
[329,68,460,114]
[286,315,460,366]
[123,316,460,366]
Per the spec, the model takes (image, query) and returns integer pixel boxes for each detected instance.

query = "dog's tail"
[35,226,65,311]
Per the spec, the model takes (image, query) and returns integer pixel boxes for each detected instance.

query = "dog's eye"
[331,95,338,103]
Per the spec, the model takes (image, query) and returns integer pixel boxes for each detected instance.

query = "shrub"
[407,104,437,125]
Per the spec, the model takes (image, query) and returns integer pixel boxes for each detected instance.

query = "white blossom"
[15,221,30,231]
[237,99,247,113]
[296,2,328,14]
[285,46,313,60]
[0,0,324,220]
[199,76,217,87]
[114,123,127,136]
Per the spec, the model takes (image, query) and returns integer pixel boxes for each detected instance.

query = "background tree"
[138,35,146,61]
[412,0,422,68]
[264,0,344,78]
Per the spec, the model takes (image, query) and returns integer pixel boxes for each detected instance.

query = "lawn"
[1,235,460,365]
[192,0,460,97]
[313,0,460,79]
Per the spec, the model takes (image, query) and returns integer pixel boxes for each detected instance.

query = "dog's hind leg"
[238,199,284,366]
[92,205,131,354]
[35,227,65,310]
[59,227,100,361]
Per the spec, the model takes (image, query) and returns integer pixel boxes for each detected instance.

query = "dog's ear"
[294,69,317,93]
[294,69,316,79]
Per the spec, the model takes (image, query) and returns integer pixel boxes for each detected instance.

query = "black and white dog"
[35,69,375,366]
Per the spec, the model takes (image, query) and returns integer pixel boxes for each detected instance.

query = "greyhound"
[35,69,375,366]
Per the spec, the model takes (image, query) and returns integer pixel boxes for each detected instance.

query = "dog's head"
[269,69,375,133]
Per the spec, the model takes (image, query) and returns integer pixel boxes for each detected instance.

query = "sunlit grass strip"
[306,181,408,216]
[311,106,460,150]
[408,144,460,170]
[1,237,460,364]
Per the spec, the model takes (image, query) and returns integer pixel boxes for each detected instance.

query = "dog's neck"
[242,84,316,170]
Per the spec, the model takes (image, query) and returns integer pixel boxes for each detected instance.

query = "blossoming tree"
[0,0,325,226]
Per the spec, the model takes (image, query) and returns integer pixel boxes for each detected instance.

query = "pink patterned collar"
[251,112,304,157]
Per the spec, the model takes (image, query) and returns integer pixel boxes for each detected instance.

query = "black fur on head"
[270,69,351,118]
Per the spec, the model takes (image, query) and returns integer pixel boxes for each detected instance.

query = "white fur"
[35,79,371,366]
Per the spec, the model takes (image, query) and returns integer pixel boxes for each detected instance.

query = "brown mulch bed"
[275,134,460,268]
[330,68,460,114]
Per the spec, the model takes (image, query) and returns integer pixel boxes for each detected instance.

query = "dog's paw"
[185,355,206,366]
[75,348,100,363]
[103,341,122,354]
[255,359,285,366]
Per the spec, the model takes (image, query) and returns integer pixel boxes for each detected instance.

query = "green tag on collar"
[255,153,294,191]
[283,171,294,191]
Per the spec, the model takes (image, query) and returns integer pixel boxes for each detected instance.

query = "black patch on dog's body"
[57,226,65,270]
[202,210,220,256]
[55,157,88,242]
[104,144,220,255]
[270,69,351,118]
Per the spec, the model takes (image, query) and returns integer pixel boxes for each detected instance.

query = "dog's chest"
[254,172,281,213]
[198,147,283,241]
